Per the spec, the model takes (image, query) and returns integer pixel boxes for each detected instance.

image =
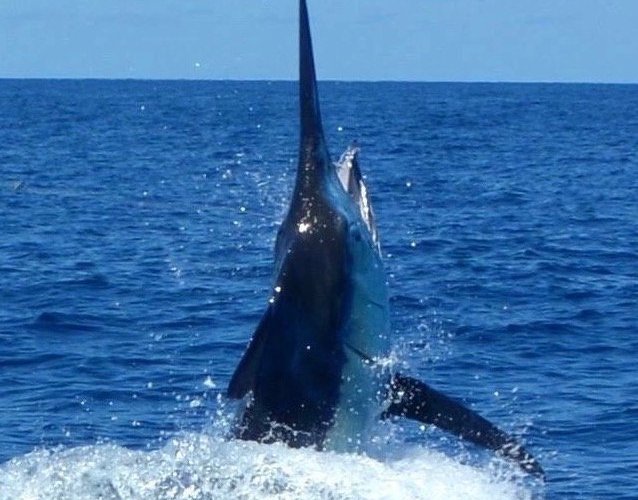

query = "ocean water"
[0,80,636,499]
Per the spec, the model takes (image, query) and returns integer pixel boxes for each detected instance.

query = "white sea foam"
[0,433,539,500]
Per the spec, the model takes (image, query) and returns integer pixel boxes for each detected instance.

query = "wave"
[30,311,103,333]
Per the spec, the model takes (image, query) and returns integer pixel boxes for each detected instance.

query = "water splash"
[0,433,538,500]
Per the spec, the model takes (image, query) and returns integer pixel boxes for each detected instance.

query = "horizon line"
[1,77,637,86]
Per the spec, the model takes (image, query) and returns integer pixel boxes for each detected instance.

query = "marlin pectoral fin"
[383,374,545,479]
[227,307,273,399]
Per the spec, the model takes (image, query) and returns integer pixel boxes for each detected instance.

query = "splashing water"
[0,431,540,500]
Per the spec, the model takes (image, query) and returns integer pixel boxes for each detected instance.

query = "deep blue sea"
[0,80,636,499]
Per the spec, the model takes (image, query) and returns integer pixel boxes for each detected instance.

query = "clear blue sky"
[2,0,637,83]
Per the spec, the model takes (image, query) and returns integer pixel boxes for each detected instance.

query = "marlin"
[227,0,544,478]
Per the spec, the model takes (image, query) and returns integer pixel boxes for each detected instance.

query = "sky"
[1,0,637,83]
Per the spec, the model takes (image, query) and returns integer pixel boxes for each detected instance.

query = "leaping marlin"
[227,0,544,478]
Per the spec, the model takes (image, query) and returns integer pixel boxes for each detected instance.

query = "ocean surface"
[0,80,636,499]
